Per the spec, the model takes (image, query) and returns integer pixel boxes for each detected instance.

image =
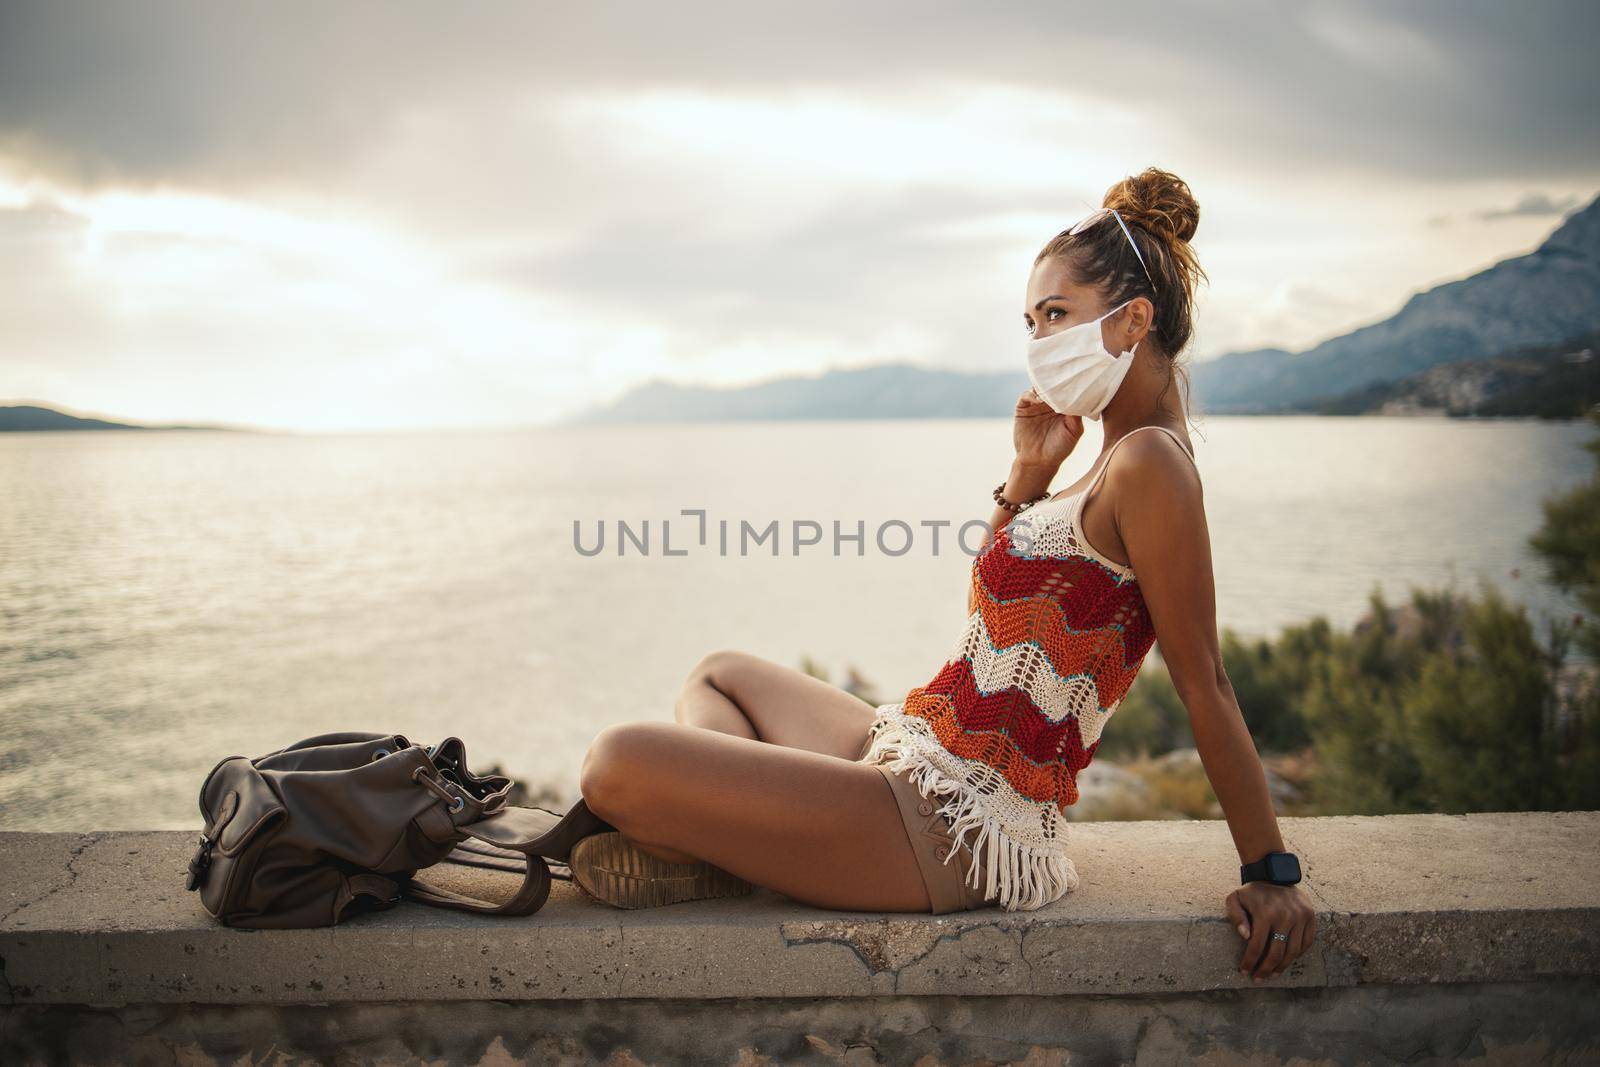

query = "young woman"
[575,167,1317,982]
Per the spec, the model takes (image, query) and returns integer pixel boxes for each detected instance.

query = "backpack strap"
[401,800,611,916]
[403,859,553,916]
[438,837,543,875]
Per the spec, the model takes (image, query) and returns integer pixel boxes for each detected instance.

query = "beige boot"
[568,832,754,909]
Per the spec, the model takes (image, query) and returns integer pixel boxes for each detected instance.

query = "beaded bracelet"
[993,480,1051,514]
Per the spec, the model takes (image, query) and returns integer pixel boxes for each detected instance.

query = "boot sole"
[568,832,754,909]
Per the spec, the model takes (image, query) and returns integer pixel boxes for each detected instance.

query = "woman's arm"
[1110,431,1318,982]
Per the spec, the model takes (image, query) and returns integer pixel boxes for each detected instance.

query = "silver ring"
[1270,931,1290,942]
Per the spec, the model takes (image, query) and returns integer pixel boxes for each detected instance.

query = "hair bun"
[1103,167,1199,245]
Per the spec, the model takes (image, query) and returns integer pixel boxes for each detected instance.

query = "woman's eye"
[1046,307,1065,321]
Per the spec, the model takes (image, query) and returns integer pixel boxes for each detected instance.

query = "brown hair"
[1034,167,1209,414]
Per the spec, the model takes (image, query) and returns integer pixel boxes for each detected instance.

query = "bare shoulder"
[1110,428,1202,502]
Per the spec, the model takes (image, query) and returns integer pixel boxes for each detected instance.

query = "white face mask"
[1024,298,1139,421]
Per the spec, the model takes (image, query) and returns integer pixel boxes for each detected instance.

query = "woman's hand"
[1012,388,1084,470]
[1226,882,1318,981]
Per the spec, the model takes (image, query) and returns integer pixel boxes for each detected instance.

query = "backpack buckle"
[185,831,213,891]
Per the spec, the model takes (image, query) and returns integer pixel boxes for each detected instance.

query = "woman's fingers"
[1238,911,1273,975]
[1016,390,1050,414]
[1281,896,1318,975]
[1224,889,1251,939]
[1286,922,1309,973]
[1250,924,1291,980]
[1247,913,1315,979]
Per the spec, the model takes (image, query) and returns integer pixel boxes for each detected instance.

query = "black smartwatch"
[1240,850,1301,886]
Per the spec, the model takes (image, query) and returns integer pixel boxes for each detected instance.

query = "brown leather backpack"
[184,731,613,928]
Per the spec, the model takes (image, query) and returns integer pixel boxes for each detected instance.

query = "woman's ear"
[1130,296,1157,344]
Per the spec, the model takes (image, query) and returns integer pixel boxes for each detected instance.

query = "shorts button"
[917,801,933,816]
[935,845,950,860]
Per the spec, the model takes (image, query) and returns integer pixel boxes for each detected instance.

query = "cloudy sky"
[2,1,1597,430]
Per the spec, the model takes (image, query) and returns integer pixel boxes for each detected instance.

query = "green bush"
[1301,581,1568,813]
[1095,658,1190,760]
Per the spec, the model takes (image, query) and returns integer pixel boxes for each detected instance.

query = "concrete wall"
[3,811,1598,1065]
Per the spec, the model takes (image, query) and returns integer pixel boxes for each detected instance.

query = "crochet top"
[862,424,1197,911]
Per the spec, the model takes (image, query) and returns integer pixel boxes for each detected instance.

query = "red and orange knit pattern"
[862,425,1184,912]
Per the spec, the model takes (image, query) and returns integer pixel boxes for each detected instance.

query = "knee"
[681,648,753,694]
[579,721,668,822]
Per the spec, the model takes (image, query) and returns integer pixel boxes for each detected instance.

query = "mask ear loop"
[1102,298,1143,358]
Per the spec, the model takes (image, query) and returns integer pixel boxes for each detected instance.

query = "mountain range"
[0,404,238,432]
[574,363,1025,423]
[577,192,1600,422]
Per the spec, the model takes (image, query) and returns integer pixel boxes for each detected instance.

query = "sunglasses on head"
[1066,207,1157,296]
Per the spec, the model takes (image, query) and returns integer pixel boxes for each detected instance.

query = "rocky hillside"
[1194,193,1600,413]
[1299,330,1600,418]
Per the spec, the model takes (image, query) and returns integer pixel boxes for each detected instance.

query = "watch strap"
[1240,850,1301,885]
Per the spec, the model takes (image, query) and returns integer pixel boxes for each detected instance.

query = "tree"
[1527,406,1600,808]
[1529,407,1600,661]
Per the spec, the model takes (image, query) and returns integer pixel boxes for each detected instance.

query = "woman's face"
[1023,257,1109,341]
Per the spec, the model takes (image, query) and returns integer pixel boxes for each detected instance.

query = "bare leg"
[579,720,931,913]
[674,649,879,758]
[628,650,881,864]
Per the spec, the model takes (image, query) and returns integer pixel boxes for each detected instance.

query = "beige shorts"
[858,734,997,914]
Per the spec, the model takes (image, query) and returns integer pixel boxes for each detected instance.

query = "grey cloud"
[482,185,1044,369]
[489,187,1011,304]
[1,0,1597,193]
[1427,191,1587,227]
[1477,192,1586,220]
[3,0,1598,418]
[0,200,122,387]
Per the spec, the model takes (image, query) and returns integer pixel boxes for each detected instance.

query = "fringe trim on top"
[863,708,1081,912]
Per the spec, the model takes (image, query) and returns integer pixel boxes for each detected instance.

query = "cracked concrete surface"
[0,831,106,929]
[1,811,1597,1008]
